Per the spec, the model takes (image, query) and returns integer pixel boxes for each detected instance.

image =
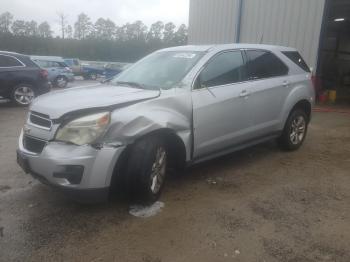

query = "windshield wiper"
[114,81,145,89]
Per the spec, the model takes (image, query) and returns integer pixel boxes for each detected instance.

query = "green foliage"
[0,11,188,62]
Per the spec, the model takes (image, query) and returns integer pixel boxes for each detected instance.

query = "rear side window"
[246,50,288,80]
[198,51,244,88]
[0,55,23,67]
[282,51,311,72]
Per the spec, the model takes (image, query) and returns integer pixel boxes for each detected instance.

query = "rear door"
[0,54,25,96]
[192,50,254,159]
[244,50,290,136]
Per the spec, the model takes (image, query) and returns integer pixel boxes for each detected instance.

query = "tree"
[57,12,68,39]
[163,22,176,44]
[147,21,164,41]
[66,25,73,39]
[94,18,116,40]
[38,22,52,38]
[124,21,147,41]
[0,12,13,33]
[24,20,38,36]
[174,24,188,45]
[11,20,26,36]
[74,13,92,39]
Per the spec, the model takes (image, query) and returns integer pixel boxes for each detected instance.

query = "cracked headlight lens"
[55,112,110,145]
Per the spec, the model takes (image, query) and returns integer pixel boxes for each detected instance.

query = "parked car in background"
[17,44,314,203]
[81,66,105,80]
[64,58,104,80]
[0,51,50,106]
[103,63,124,79]
[63,58,81,75]
[31,56,74,88]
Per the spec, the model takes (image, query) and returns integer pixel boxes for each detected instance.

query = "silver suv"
[17,44,315,203]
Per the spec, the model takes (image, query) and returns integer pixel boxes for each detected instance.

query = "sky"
[1,0,189,35]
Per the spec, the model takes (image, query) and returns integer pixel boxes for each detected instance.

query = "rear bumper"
[36,82,51,96]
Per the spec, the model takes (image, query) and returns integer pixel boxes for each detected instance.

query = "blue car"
[31,56,75,88]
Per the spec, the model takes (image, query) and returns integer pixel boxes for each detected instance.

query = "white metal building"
[189,0,350,101]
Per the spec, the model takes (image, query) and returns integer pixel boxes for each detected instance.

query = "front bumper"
[17,130,125,202]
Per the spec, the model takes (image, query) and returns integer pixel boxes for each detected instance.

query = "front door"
[192,50,253,159]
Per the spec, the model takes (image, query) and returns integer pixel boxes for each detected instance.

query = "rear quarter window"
[246,50,289,80]
[0,55,23,67]
[282,51,311,73]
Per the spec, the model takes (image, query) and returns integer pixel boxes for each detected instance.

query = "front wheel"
[277,109,308,151]
[126,136,167,204]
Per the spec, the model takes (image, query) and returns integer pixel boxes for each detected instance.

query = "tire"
[54,76,68,88]
[89,73,97,80]
[126,136,168,204]
[11,84,35,106]
[277,109,308,151]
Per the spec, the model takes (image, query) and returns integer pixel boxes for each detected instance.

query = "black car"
[0,51,50,106]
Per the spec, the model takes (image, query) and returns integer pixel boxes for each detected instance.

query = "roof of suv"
[161,44,296,53]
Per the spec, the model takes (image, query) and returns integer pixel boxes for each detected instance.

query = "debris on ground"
[129,201,165,218]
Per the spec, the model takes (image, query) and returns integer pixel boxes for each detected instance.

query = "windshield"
[111,51,204,90]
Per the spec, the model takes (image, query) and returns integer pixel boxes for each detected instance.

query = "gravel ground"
[0,85,350,261]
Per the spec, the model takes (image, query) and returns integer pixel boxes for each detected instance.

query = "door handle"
[239,90,249,98]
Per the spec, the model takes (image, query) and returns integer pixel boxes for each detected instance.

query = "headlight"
[55,112,110,145]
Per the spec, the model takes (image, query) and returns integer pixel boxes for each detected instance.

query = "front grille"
[29,112,52,129]
[23,135,46,154]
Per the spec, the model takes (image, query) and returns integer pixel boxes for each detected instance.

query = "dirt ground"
[0,99,350,262]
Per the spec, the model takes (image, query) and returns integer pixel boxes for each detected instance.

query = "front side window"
[197,51,244,88]
[112,51,204,90]
[246,50,288,80]
[0,55,23,67]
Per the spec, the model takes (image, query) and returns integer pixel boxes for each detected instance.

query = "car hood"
[30,84,160,119]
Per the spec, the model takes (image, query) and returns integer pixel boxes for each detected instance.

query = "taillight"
[40,69,48,79]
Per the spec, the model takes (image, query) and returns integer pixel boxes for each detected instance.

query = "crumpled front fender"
[103,90,193,160]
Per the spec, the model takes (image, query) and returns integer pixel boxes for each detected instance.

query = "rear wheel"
[126,136,167,204]
[11,84,35,106]
[277,109,308,151]
[54,76,68,88]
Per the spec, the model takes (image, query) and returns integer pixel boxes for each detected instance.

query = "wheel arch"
[109,128,187,193]
[281,99,312,131]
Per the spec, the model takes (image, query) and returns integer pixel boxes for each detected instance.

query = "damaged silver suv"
[17,44,315,203]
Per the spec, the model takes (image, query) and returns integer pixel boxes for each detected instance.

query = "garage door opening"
[317,0,350,104]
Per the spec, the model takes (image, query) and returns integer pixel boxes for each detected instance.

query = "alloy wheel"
[14,86,35,105]
[289,115,306,145]
[56,77,67,88]
[150,147,167,194]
